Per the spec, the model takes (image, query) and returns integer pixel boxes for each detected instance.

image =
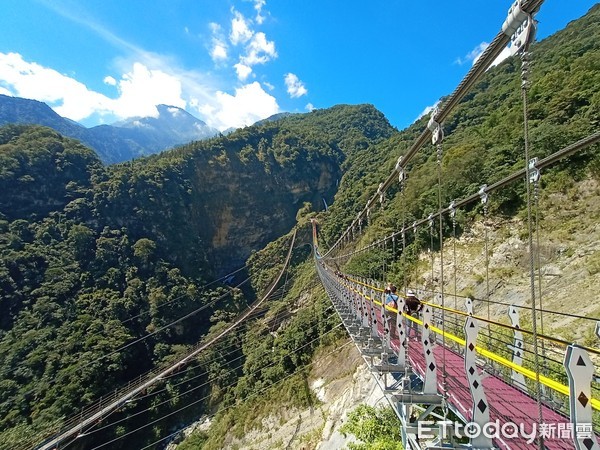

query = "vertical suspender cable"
[435,133,449,420]
[533,176,548,378]
[451,203,458,312]
[521,47,545,450]
[479,184,492,346]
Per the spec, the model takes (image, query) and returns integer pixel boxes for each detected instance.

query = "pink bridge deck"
[368,303,573,449]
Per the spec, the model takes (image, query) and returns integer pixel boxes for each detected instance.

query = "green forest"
[0,4,599,450]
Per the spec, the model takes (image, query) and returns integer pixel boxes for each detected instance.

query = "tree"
[340,404,404,450]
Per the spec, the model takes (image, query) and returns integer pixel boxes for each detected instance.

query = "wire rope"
[70,312,340,442]
[520,48,544,449]
[85,325,347,450]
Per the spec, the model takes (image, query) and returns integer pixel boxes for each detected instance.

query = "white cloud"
[456,41,512,68]
[0,3,284,132]
[491,46,512,67]
[234,62,252,81]
[208,23,228,63]
[0,52,113,120]
[211,41,228,62]
[254,0,266,24]
[305,103,315,112]
[416,100,441,121]
[284,73,307,98]
[112,62,186,118]
[455,42,489,66]
[0,53,183,123]
[241,32,276,66]
[198,81,279,130]
[230,10,253,45]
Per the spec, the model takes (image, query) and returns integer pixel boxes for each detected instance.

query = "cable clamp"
[449,200,456,219]
[412,221,418,235]
[504,0,537,56]
[528,157,540,183]
[395,155,406,184]
[427,108,444,145]
[502,0,528,37]
[479,185,488,205]
[377,182,385,205]
[428,213,434,229]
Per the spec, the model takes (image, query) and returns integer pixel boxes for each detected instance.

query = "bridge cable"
[62,309,338,445]
[434,119,449,420]
[323,0,546,258]
[85,324,345,450]
[138,339,355,450]
[450,202,458,312]
[521,41,545,449]
[532,164,549,381]
[35,231,298,450]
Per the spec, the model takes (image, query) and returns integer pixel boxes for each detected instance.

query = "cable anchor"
[503,1,537,55]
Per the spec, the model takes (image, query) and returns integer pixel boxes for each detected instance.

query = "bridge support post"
[421,303,437,395]
[564,345,600,450]
[396,298,407,369]
[370,286,378,339]
[507,305,527,392]
[464,298,493,449]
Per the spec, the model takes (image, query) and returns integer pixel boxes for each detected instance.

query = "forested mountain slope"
[0,104,394,448]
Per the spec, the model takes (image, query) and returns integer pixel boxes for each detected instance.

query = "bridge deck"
[375,307,572,449]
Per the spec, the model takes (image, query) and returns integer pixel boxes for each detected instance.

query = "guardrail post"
[381,291,391,354]
[464,298,493,448]
[421,303,437,395]
[396,297,407,369]
[360,284,369,327]
[507,305,527,392]
[370,286,378,338]
[564,345,600,450]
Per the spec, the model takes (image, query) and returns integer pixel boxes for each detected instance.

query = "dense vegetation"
[340,404,403,450]
[0,105,393,448]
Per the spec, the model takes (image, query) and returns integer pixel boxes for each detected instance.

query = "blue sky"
[0,1,596,131]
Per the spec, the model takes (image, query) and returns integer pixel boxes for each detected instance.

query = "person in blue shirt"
[385,283,399,309]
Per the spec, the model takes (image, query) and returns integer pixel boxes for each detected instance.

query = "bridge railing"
[323,268,600,434]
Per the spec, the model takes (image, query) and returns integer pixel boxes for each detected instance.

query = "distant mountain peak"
[0,96,218,163]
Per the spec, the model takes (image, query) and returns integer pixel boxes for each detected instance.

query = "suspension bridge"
[312,0,600,447]
[21,0,600,448]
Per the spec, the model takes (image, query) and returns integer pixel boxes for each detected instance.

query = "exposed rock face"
[169,342,385,450]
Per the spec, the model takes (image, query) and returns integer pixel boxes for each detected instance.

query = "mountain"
[111,104,218,149]
[0,95,218,164]
[0,103,395,449]
[253,111,296,126]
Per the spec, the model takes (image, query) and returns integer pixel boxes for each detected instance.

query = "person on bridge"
[384,283,399,309]
[404,290,422,316]
[404,289,422,339]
